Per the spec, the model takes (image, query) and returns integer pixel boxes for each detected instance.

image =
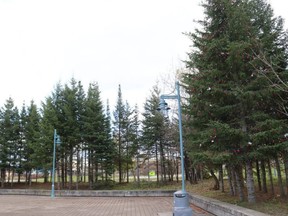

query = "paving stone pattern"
[0,195,213,216]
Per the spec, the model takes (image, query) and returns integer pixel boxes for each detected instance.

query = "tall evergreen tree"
[49,82,68,188]
[131,104,141,185]
[39,97,57,183]
[23,100,41,185]
[141,85,167,183]
[83,82,109,187]
[122,101,136,183]
[16,104,28,183]
[0,98,20,187]
[74,80,86,189]
[8,105,20,186]
[183,0,288,202]
[113,85,126,183]
[102,100,115,181]
[62,78,81,189]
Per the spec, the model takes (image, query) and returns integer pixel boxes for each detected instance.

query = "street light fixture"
[51,129,61,199]
[158,81,193,216]
[158,81,186,192]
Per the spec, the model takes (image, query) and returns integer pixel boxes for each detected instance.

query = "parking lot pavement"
[0,195,214,216]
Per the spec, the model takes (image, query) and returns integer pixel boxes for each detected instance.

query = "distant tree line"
[0,78,180,189]
[0,80,116,189]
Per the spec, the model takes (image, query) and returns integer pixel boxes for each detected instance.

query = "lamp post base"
[51,184,55,198]
[173,191,193,216]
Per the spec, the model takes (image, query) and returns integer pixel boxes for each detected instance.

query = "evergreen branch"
[251,50,288,92]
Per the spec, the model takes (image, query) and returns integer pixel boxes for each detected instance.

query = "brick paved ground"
[0,195,213,216]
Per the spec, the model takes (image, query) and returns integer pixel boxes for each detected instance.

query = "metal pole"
[160,82,192,215]
[51,129,56,198]
[176,81,185,192]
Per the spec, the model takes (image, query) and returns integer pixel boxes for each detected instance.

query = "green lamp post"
[158,81,193,216]
[51,129,61,198]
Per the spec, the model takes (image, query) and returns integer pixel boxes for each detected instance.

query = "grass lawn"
[186,178,288,216]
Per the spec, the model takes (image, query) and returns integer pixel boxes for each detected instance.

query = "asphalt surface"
[0,195,214,216]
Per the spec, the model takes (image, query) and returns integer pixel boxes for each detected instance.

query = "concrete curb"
[189,194,270,216]
[0,189,270,216]
[0,189,174,197]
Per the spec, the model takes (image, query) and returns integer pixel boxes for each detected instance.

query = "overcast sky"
[0,0,287,111]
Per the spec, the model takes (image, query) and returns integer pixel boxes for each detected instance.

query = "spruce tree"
[131,104,141,185]
[83,82,108,187]
[141,85,167,183]
[39,97,57,183]
[62,78,80,189]
[24,100,41,184]
[102,101,115,181]
[16,104,27,183]
[122,101,135,183]
[0,98,20,187]
[113,85,126,183]
[74,80,86,188]
[183,0,288,202]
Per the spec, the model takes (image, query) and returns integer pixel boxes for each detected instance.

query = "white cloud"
[0,0,286,110]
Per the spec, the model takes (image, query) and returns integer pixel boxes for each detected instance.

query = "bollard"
[173,190,193,216]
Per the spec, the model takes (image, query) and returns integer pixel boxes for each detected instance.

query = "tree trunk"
[246,160,256,203]
[69,149,73,190]
[210,169,219,190]
[267,159,275,196]
[147,156,150,182]
[95,161,98,183]
[118,129,122,184]
[227,165,236,196]
[61,157,65,189]
[7,168,10,183]
[275,156,286,198]
[28,170,32,187]
[84,149,87,183]
[65,157,68,186]
[136,152,140,186]
[1,169,6,188]
[127,147,129,183]
[76,149,80,190]
[26,171,28,185]
[57,161,61,190]
[80,148,83,183]
[36,170,38,183]
[101,158,104,181]
[43,169,48,183]
[88,151,93,189]
[155,142,159,183]
[193,168,198,184]
[176,157,179,183]
[11,169,14,188]
[282,151,288,195]
[235,165,244,202]
[219,164,224,192]
[260,160,267,193]
[256,160,262,191]
[160,141,166,182]
[17,172,21,183]
[199,165,203,181]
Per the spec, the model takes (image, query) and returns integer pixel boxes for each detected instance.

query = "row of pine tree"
[0,78,179,190]
[0,80,115,190]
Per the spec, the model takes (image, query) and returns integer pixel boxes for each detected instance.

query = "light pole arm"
[160,95,177,100]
